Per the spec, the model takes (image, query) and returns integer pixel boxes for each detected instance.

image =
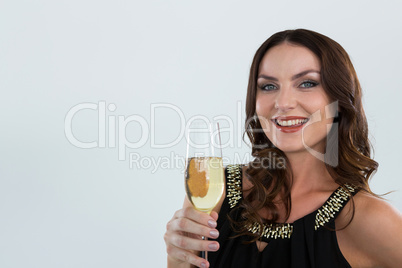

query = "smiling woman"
[255,44,332,154]
[164,29,402,268]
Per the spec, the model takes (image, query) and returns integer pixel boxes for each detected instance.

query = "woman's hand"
[164,205,220,268]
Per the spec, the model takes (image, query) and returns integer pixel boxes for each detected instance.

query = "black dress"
[208,165,358,268]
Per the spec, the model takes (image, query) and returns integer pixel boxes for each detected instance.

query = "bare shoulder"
[336,190,402,267]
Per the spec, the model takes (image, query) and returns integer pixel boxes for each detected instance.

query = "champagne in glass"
[185,122,224,260]
[185,156,224,214]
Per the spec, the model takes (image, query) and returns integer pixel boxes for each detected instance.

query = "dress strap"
[225,164,243,209]
[314,184,359,230]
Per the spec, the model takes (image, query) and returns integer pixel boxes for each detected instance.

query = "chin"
[277,147,306,154]
[273,141,305,154]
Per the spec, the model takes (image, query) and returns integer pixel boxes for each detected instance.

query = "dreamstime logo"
[64,100,339,171]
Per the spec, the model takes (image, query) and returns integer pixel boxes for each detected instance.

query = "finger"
[210,211,219,222]
[169,232,220,252]
[167,245,210,268]
[174,207,217,228]
[169,217,219,239]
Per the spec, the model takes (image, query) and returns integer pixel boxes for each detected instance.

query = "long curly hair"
[233,29,379,242]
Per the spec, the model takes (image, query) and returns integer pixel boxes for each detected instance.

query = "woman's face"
[256,43,336,155]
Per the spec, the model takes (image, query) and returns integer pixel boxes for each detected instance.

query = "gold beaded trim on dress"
[226,164,356,239]
[226,164,294,240]
[314,183,356,230]
[247,184,355,239]
[226,164,242,208]
[247,222,294,239]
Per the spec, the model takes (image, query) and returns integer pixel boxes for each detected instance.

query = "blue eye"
[259,84,277,91]
[300,80,318,88]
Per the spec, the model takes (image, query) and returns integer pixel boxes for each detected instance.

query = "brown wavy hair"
[233,29,379,242]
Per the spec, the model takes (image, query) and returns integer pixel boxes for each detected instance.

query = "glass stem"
[201,236,208,260]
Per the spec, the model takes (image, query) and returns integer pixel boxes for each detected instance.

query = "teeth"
[276,118,307,127]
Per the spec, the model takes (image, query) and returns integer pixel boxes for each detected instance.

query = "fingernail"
[208,243,218,250]
[201,262,206,268]
[209,230,219,238]
[208,220,217,228]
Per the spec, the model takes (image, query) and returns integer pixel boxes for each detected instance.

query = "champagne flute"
[184,122,224,261]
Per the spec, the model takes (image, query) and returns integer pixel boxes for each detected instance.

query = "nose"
[274,87,296,112]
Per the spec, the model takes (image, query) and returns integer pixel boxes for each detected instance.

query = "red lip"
[271,116,309,133]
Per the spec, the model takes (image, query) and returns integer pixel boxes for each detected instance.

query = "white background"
[1,1,401,267]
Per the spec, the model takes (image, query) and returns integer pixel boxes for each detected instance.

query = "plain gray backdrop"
[1,0,401,267]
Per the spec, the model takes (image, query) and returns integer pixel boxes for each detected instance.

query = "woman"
[164,29,402,267]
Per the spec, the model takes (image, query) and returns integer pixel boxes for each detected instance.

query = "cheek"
[305,93,331,113]
[302,105,335,147]
[255,95,273,116]
[255,97,274,135]
[255,97,262,115]
[301,93,332,122]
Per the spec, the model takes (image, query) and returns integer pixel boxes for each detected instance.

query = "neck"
[285,150,336,194]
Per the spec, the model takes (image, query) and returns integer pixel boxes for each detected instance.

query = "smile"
[271,116,309,133]
[275,118,308,126]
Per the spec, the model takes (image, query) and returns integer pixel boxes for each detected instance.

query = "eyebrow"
[258,70,321,81]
